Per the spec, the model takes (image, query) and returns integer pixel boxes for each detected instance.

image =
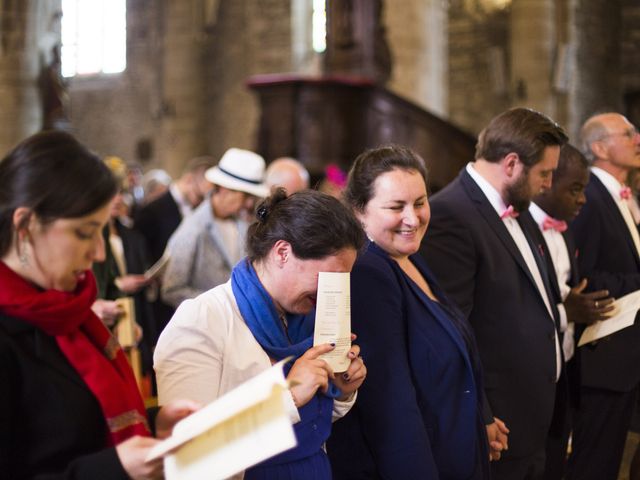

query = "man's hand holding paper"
[565,278,616,324]
[578,289,640,346]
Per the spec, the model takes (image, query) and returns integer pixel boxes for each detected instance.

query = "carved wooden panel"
[247,74,475,192]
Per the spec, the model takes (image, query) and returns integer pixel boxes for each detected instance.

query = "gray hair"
[580,113,613,163]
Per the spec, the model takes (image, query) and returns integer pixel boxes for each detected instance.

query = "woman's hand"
[116,274,150,294]
[115,435,163,480]
[91,299,123,327]
[155,399,202,439]
[287,343,335,408]
[486,416,509,461]
[332,336,366,400]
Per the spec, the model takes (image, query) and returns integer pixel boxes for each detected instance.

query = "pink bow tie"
[620,185,632,200]
[542,217,568,233]
[500,205,520,220]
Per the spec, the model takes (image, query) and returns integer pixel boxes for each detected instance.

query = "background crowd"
[1,106,640,480]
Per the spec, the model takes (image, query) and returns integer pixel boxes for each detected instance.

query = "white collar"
[465,162,509,217]
[529,202,549,229]
[591,166,625,201]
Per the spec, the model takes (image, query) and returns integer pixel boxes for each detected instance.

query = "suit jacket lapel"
[459,171,541,292]
[562,230,580,287]
[519,212,562,328]
[207,220,234,270]
[400,252,475,374]
[591,174,640,269]
[530,221,562,304]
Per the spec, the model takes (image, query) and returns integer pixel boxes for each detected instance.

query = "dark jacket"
[569,172,640,392]
[0,313,129,480]
[328,242,489,480]
[420,168,559,459]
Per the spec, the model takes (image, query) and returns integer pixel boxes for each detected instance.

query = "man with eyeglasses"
[567,112,640,480]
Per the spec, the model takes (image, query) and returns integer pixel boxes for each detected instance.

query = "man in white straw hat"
[162,148,269,307]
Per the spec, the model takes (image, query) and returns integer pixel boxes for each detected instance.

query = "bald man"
[265,157,310,195]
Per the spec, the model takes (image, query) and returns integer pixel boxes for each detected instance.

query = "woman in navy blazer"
[327,145,492,479]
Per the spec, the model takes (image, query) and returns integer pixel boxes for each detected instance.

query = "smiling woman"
[0,131,199,480]
[327,144,492,480]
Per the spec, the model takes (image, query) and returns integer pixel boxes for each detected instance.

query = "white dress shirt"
[466,163,561,379]
[529,202,574,362]
[591,167,640,257]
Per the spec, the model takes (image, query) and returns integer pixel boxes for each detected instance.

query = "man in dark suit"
[421,107,568,479]
[566,112,640,480]
[135,157,214,264]
[134,156,213,341]
[529,143,615,479]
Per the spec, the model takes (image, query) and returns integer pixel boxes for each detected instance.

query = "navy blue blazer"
[420,169,559,459]
[327,242,488,480]
[569,172,640,392]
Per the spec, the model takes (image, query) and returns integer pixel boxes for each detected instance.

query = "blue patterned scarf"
[231,258,341,398]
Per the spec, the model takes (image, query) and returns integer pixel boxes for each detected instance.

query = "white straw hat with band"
[205,148,270,198]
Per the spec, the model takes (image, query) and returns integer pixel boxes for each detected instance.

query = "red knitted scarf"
[0,261,150,445]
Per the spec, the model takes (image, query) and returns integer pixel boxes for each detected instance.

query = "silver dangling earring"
[19,237,29,267]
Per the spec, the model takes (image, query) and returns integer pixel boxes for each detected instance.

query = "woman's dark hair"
[247,188,365,261]
[0,130,118,256]
[344,144,428,213]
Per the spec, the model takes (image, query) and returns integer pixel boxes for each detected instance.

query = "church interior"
[1,0,639,184]
[1,0,640,478]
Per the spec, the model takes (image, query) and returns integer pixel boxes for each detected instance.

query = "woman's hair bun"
[254,187,287,223]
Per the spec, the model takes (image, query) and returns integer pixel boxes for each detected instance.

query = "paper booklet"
[146,359,298,480]
[114,297,136,348]
[143,252,171,281]
[313,272,351,373]
[578,289,640,347]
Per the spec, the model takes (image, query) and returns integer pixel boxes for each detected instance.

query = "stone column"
[384,0,447,116]
[568,0,622,139]
[509,0,557,117]
[0,0,57,154]
[157,0,208,177]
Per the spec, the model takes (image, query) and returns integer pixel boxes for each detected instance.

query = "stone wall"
[448,1,510,135]
[621,0,640,127]
[384,0,448,118]
[203,0,292,165]
[69,0,163,169]
[621,0,640,92]
[68,0,293,176]
[0,0,60,154]
[5,0,640,167]
[568,0,622,139]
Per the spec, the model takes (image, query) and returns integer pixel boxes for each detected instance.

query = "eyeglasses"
[602,127,639,140]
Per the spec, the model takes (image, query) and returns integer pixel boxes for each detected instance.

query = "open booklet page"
[146,360,298,480]
[313,271,351,373]
[578,289,640,346]
[143,251,171,281]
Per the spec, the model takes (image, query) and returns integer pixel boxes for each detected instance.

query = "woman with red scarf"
[0,131,198,479]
